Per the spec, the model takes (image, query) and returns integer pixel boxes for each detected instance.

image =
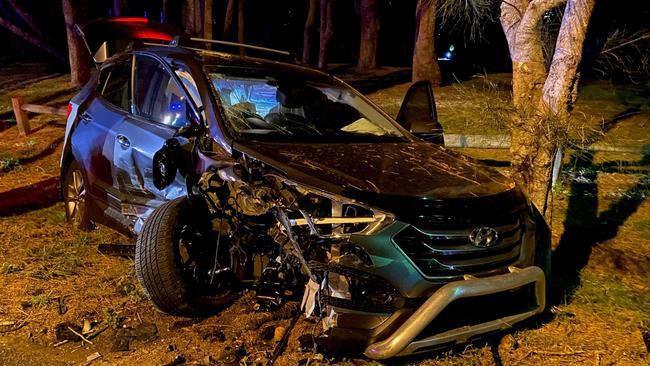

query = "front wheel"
[135,197,237,316]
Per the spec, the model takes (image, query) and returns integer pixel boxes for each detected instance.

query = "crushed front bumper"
[364,266,546,359]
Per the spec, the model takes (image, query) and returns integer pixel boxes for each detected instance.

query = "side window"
[99,58,132,111]
[134,56,190,129]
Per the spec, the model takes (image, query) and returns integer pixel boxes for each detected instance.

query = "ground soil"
[0,72,648,366]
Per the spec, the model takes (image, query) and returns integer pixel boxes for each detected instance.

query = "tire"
[63,160,93,231]
[135,196,237,316]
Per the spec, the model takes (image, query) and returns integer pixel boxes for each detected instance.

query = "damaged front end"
[183,152,547,359]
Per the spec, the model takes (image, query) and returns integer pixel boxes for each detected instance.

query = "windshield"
[206,67,407,143]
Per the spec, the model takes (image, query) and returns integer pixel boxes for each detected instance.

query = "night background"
[1,0,648,81]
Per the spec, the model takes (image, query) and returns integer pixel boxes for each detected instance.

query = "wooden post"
[11,96,30,136]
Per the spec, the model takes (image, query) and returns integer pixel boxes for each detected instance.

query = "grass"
[368,74,650,145]
[0,156,22,172]
[0,75,76,115]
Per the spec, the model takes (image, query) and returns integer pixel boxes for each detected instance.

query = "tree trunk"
[302,0,318,64]
[318,0,334,70]
[162,0,169,23]
[203,0,213,40]
[412,0,441,86]
[357,0,379,72]
[224,0,235,37]
[194,0,203,38]
[112,0,121,17]
[185,0,196,35]
[237,0,245,55]
[62,0,90,87]
[500,0,596,212]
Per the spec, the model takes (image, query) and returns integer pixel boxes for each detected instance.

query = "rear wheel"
[63,160,93,231]
[135,196,238,315]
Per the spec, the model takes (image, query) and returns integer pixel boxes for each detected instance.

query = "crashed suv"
[60,18,550,359]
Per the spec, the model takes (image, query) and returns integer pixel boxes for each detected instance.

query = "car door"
[70,56,133,222]
[110,53,192,231]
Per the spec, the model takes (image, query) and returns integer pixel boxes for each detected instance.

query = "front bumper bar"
[364,266,545,359]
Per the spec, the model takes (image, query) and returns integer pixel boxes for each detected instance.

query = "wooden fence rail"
[11,96,67,136]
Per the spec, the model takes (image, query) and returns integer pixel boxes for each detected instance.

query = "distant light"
[445,52,452,59]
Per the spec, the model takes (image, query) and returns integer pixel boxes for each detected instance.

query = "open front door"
[396,80,444,145]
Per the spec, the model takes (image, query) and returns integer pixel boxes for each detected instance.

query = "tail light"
[67,103,73,119]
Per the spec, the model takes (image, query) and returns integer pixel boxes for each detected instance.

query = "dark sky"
[0,0,648,78]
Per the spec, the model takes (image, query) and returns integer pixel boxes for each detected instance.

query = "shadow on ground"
[551,151,650,304]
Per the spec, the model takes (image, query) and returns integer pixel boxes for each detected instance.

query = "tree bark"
[224,0,235,37]
[62,0,90,86]
[318,0,334,70]
[412,0,441,86]
[203,0,213,41]
[162,0,169,22]
[302,0,318,64]
[500,0,596,211]
[357,0,379,72]
[237,0,245,55]
[194,0,203,38]
[112,0,121,17]
[185,0,197,35]
[0,16,65,62]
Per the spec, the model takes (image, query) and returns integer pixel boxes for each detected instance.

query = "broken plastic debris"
[300,279,320,318]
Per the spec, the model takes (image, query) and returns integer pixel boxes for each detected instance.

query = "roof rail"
[190,38,292,57]
[168,37,298,64]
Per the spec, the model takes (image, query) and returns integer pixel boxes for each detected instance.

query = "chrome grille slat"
[392,211,526,278]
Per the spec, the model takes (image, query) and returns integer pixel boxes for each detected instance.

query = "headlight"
[276,177,395,238]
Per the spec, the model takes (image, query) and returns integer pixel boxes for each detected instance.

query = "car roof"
[130,44,334,83]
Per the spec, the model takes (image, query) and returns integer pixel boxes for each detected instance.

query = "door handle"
[116,134,130,149]
[79,112,92,124]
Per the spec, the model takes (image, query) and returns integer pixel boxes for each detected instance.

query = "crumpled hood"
[234,141,515,199]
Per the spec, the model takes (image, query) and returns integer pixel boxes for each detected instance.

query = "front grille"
[392,211,525,278]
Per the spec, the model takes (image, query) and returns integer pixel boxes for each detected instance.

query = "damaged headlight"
[277,177,395,238]
[323,266,406,313]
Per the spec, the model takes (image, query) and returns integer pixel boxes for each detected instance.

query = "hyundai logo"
[469,227,499,248]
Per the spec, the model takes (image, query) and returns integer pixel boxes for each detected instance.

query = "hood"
[234,141,515,200]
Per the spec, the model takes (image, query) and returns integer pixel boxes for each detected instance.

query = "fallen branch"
[0,319,27,333]
[67,326,94,345]
[53,340,69,347]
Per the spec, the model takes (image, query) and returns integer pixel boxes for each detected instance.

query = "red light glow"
[110,17,149,24]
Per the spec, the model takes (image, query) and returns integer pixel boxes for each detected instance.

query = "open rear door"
[76,17,187,64]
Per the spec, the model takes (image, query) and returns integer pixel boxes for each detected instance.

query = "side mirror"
[396,80,444,145]
[175,101,203,137]
[153,138,181,190]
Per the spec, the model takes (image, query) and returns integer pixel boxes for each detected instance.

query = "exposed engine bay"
[192,155,398,339]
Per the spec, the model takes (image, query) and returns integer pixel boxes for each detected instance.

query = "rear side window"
[99,58,132,111]
[134,55,190,129]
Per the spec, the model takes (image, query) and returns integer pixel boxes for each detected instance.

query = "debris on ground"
[111,323,158,352]
[86,352,102,363]
[55,322,82,342]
